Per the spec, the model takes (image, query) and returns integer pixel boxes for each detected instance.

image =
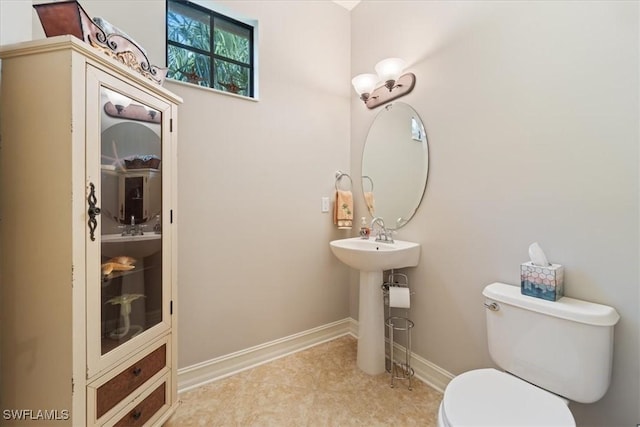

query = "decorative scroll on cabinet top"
[34,0,167,85]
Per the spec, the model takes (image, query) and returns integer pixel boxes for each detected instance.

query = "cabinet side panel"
[0,50,74,421]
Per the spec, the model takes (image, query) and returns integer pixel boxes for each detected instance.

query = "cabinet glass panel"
[99,87,163,355]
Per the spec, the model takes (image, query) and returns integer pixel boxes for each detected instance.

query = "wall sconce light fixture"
[104,102,161,124]
[351,58,416,109]
[105,88,132,114]
[103,88,160,124]
[144,106,158,120]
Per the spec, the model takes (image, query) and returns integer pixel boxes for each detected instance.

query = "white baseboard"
[177,317,453,394]
[390,341,454,393]
[177,318,354,392]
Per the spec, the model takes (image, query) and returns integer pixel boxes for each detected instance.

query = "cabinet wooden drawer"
[96,344,166,419]
[113,382,166,427]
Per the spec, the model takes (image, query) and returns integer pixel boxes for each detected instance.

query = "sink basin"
[329,238,420,272]
[102,233,162,258]
[102,233,162,243]
[330,237,421,375]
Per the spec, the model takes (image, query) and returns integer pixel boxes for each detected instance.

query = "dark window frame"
[166,0,255,97]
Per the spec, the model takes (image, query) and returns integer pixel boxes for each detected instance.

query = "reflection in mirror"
[104,100,162,124]
[99,86,163,354]
[361,102,428,230]
[101,89,162,227]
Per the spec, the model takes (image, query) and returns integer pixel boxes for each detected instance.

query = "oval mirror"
[361,102,429,229]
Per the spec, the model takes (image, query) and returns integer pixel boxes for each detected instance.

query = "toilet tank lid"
[483,282,620,326]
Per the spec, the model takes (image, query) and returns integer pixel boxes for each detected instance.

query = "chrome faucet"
[122,215,144,236]
[370,217,394,243]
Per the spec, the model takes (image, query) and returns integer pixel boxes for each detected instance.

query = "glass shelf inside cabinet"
[100,86,163,355]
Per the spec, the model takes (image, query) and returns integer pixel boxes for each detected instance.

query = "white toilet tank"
[483,282,620,404]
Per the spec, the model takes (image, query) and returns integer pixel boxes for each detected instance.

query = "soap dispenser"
[359,217,370,239]
[153,214,162,234]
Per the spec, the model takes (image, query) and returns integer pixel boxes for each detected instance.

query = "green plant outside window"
[167,0,254,97]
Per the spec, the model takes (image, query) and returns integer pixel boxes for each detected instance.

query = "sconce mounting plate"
[365,73,416,109]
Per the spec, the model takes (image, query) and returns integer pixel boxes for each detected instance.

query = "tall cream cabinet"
[0,36,181,426]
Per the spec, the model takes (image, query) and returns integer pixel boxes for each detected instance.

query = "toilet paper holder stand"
[381,270,415,390]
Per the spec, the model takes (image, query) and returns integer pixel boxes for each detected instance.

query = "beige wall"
[168,0,352,366]
[31,0,353,367]
[1,1,31,45]
[351,1,639,426]
[16,0,640,425]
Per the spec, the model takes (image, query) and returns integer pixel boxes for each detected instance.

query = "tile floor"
[165,335,442,426]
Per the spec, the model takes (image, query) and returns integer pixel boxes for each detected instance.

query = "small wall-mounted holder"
[520,262,564,301]
[334,170,352,191]
[364,73,416,110]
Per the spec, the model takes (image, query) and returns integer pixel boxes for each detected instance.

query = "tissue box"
[520,262,564,301]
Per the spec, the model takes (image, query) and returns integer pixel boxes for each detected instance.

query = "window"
[166,0,255,97]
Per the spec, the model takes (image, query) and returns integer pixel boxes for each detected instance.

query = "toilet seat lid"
[442,368,575,427]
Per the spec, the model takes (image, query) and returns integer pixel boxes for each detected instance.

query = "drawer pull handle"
[132,367,142,376]
[132,410,142,420]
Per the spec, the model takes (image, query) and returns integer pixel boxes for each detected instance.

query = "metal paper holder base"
[385,315,414,390]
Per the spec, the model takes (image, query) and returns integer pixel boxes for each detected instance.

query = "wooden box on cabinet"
[0,36,181,426]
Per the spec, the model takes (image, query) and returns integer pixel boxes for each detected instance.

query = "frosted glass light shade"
[351,73,378,96]
[375,58,406,83]
[105,88,132,108]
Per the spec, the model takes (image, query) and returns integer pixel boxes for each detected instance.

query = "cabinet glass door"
[86,65,172,376]
[99,86,164,355]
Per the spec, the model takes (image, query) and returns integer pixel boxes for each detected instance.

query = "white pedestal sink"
[102,233,162,258]
[329,237,420,375]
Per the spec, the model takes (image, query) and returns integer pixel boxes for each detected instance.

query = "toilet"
[438,282,620,427]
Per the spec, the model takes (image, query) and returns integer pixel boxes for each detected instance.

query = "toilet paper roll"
[389,287,411,309]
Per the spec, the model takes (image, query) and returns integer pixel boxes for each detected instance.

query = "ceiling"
[332,0,361,11]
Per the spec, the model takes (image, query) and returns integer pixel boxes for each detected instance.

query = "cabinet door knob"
[132,367,142,376]
[132,409,142,420]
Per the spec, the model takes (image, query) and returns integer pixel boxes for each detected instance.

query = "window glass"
[213,17,250,63]
[167,1,210,52]
[167,0,255,97]
[167,45,211,86]
[214,59,250,97]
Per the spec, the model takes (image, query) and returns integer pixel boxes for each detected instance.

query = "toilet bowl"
[437,368,575,427]
[436,282,619,427]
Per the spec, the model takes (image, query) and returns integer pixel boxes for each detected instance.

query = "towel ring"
[362,175,374,192]
[335,172,352,191]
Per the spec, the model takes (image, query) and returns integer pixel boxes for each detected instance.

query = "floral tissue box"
[520,262,564,301]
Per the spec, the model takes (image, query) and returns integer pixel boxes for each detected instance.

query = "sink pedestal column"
[357,271,386,375]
